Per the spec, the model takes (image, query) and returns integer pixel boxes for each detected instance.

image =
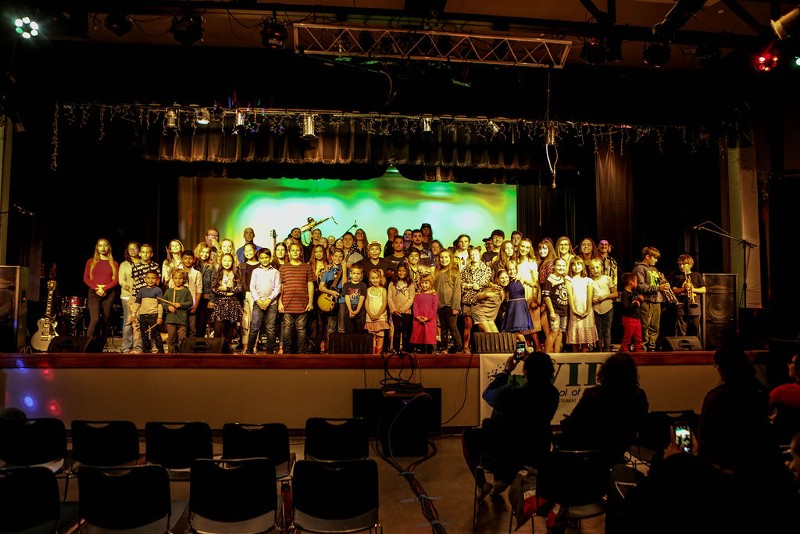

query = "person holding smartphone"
[461,351,559,501]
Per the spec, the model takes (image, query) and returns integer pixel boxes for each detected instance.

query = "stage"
[1,349,769,431]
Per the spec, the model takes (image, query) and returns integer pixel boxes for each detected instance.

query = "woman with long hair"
[434,249,463,353]
[83,238,119,343]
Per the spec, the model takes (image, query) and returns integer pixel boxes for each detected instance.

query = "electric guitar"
[316,264,344,313]
[32,266,58,352]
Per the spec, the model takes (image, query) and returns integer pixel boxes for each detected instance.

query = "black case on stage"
[663,336,703,351]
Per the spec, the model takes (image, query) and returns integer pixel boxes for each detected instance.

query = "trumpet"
[658,271,679,306]
[683,275,700,309]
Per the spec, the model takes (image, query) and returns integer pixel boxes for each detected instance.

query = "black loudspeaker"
[703,273,738,350]
[353,388,442,457]
[663,336,703,351]
[180,337,229,353]
[0,265,28,352]
[328,333,373,354]
[471,332,517,353]
[47,336,104,353]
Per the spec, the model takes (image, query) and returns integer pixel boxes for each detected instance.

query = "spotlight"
[261,17,288,49]
[421,117,433,133]
[580,37,607,66]
[772,7,800,40]
[487,120,500,135]
[754,48,780,72]
[105,12,132,37]
[195,108,211,125]
[642,42,671,68]
[165,109,178,129]
[301,114,317,139]
[14,17,39,39]
[170,13,204,46]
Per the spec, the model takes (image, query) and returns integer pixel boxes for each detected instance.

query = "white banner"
[478,352,613,424]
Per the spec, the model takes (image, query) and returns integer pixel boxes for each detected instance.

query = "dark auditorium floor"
[57,433,603,534]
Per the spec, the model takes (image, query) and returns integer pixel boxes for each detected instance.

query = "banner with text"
[479,352,613,424]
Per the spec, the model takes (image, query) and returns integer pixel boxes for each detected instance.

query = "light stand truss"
[292,23,572,69]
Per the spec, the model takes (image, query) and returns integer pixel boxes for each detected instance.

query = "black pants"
[86,288,117,340]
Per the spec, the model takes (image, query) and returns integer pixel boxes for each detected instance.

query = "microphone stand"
[339,221,358,240]
[694,222,757,309]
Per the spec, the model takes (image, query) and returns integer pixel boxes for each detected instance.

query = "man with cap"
[482,229,505,263]
[420,222,433,245]
[357,240,392,278]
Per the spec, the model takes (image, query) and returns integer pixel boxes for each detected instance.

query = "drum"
[61,296,86,317]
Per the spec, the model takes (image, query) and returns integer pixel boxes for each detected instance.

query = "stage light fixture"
[170,13,204,46]
[771,6,800,40]
[105,12,132,37]
[14,17,39,39]
[165,109,178,128]
[642,42,671,68]
[195,108,211,125]
[261,17,288,49]
[487,120,500,135]
[421,117,433,133]
[580,37,607,65]
[301,114,317,139]
[754,49,780,72]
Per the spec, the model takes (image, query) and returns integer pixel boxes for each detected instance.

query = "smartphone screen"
[674,424,692,453]
[514,341,526,360]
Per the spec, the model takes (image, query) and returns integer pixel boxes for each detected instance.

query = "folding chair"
[303,417,370,461]
[291,458,383,533]
[222,422,295,479]
[0,417,70,500]
[70,419,141,469]
[145,421,213,481]
[188,457,279,533]
[0,466,62,534]
[77,464,185,533]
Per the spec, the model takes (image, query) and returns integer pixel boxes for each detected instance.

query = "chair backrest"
[303,417,370,461]
[145,421,213,470]
[222,422,293,478]
[291,458,380,532]
[0,466,60,534]
[189,457,277,533]
[78,464,172,531]
[537,449,610,507]
[0,417,67,468]
[71,420,140,468]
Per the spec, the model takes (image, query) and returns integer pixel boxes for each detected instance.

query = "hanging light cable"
[544,71,558,188]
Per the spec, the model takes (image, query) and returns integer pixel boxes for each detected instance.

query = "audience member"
[462,351,559,500]
[557,352,649,467]
[769,352,800,444]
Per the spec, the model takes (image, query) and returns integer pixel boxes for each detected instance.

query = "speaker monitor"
[663,336,703,351]
[328,333,373,354]
[180,337,229,353]
[47,336,104,353]
[703,273,738,350]
[471,332,517,354]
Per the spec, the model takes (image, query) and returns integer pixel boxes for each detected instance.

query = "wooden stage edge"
[0,350,769,370]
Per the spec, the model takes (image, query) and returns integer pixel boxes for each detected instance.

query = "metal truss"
[293,24,572,69]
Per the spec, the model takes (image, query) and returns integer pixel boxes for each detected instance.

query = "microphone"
[12,204,35,217]
[691,223,704,231]
[353,220,358,228]
[331,216,337,224]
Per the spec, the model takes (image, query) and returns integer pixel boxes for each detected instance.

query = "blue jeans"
[594,308,613,352]
[281,312,308,354]
[248,299,278,352]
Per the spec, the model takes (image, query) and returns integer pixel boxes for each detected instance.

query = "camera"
[674,424,692,453]
[513,341,526,361]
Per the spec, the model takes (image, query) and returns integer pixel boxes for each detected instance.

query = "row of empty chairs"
[0,416,382,533]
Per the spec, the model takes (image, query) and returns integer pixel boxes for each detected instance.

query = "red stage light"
[755,50,780,72]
